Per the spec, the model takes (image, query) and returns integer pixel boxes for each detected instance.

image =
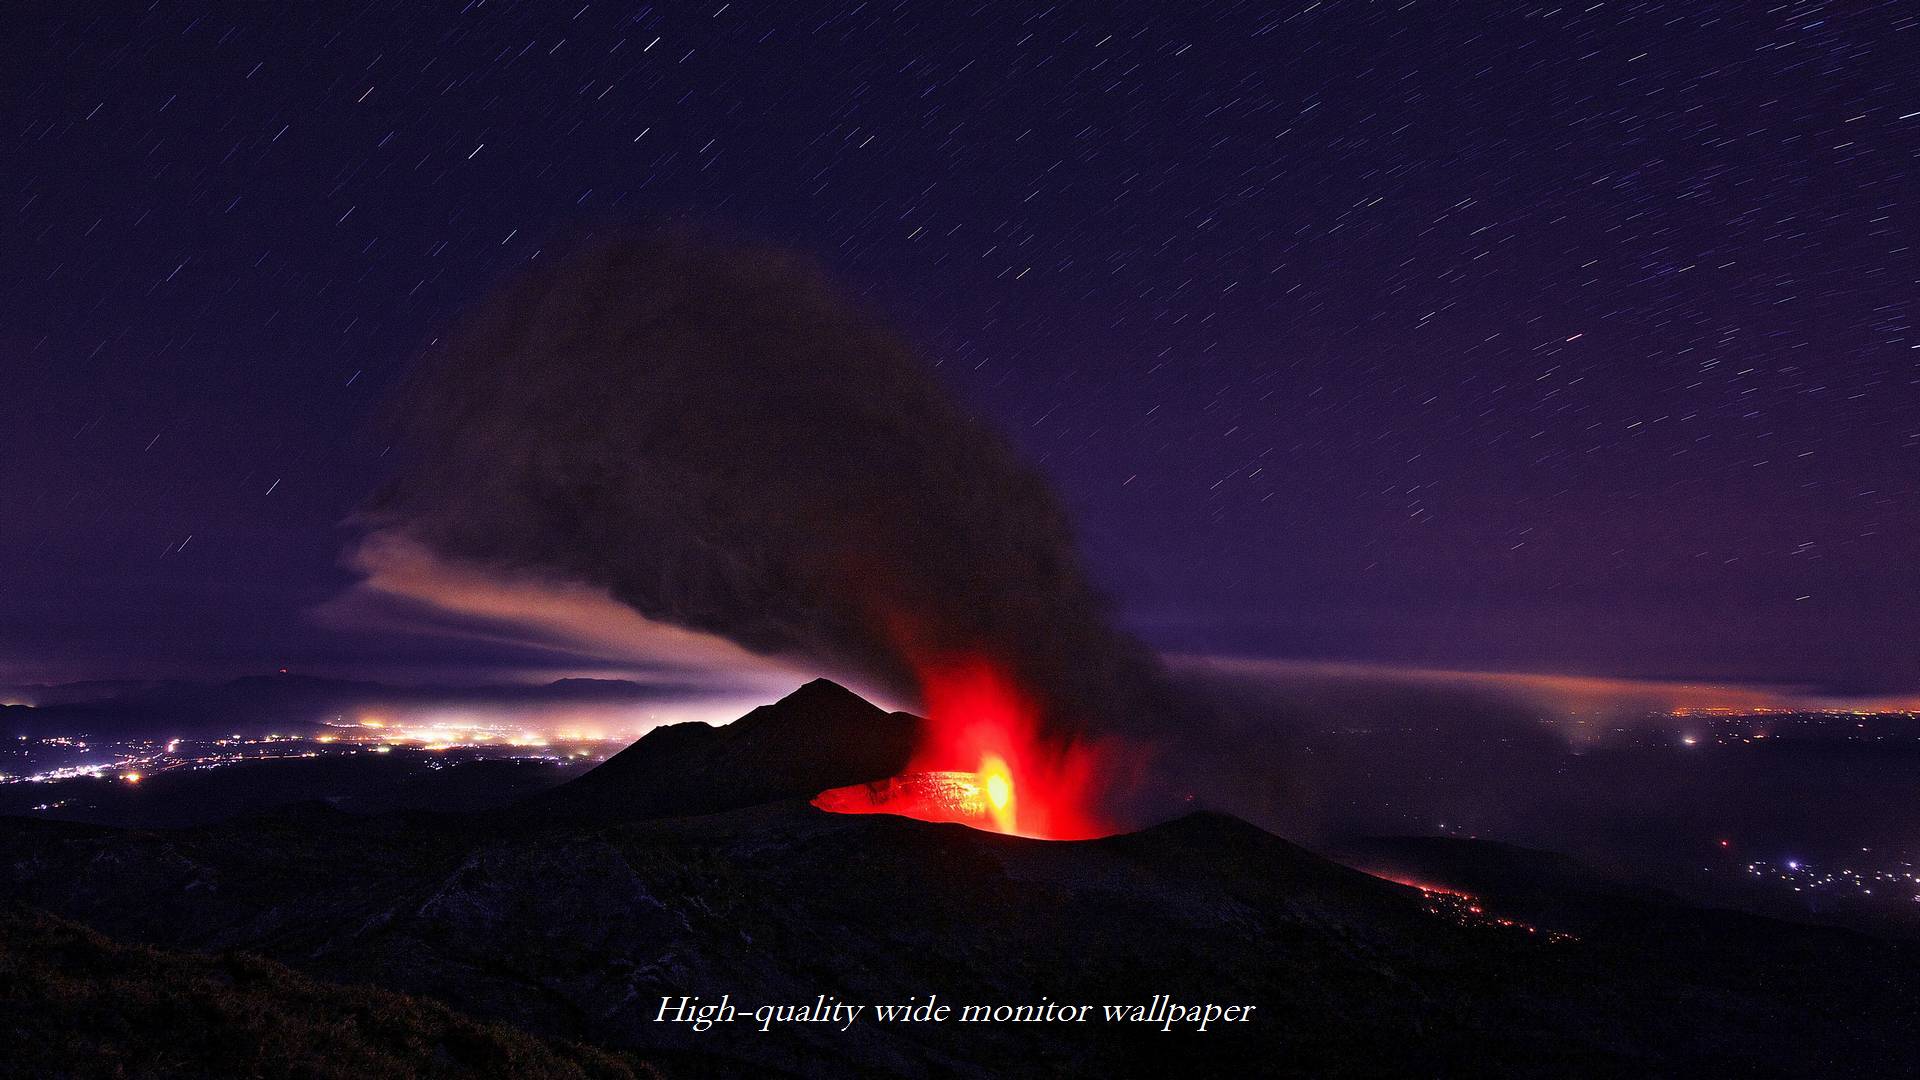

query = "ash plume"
[360,230,1178,740]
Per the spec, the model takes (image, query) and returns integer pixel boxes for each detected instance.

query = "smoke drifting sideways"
[1162,656,1870,854]
[358,230,1184,756]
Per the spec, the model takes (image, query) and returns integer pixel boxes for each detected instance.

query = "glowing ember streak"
[812,771,988,820]
[814,656,1124,839]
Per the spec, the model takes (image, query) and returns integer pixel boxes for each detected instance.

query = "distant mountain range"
[0,672,716,738]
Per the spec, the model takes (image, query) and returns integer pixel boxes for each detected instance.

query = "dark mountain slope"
[520,678,920,824]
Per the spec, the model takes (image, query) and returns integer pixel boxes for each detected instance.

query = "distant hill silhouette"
[523,678,920,823]
[0,672,711,738]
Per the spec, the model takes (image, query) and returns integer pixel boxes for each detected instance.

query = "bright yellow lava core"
[985,771,1011,810]
[978,754,1017,834]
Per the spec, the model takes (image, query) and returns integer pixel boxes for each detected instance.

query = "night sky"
[6,2,1917,693]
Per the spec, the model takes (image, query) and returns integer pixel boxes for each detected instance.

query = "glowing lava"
[980,754,1015,833]
[812,657,1122,839]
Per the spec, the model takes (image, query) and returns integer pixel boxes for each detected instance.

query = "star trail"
[5,1,1916,690]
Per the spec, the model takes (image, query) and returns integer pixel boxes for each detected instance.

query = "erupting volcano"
[364,233,1180,840]
[812,658,1122,840]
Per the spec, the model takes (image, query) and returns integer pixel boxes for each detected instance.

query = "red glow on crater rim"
[813,657,1122,840]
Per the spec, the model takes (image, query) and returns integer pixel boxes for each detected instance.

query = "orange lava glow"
[814,656,1122,840]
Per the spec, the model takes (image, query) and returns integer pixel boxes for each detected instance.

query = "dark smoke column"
[362,230,1177,740]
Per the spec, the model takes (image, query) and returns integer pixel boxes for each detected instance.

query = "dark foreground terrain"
[0,907,652,1079]
[4,680,1919,1077]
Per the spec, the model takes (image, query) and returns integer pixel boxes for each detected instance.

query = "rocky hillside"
[0,905,654,1079]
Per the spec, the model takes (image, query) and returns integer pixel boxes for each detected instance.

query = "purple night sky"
[5,2,1916,693]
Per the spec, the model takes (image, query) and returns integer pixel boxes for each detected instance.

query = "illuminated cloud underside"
[317,532,886,701]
